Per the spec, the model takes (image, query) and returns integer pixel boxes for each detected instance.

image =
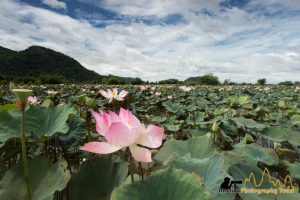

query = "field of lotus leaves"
[0,84,300,200]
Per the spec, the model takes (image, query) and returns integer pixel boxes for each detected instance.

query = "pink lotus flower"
[155,92,162,96]
[139,85,147,91]
[99,88,128,103]
[27,96,38,104]
[179,86,192,92]
[80,108,164,163]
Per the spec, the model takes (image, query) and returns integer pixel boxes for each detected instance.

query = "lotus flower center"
[112,91,118,97]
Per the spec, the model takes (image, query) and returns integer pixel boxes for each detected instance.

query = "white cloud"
[41,0,67,10]
[0,0,299,83]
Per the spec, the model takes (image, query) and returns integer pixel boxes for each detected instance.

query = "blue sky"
[1,0,300,83]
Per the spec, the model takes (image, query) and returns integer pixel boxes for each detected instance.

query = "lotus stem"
[21,108,33,200]
[84,104,91,139]
[128,149,135,183]
[112,100,116,112]
[138,162,144,182]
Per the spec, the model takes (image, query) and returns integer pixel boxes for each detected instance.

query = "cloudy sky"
[1,0,300,83]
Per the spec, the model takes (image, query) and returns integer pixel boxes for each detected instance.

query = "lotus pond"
[0,84,299,200]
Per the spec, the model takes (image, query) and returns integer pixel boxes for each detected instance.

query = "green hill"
[184,74,220,85]
[0,45,105,83]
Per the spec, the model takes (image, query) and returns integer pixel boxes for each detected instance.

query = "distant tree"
[198,74,220,85]
[278,81,294,86]
[39,75,66,84]
[185,73,220,85]
[14,76,37,84]
[257,78,266,85]
[131,77,144,85]
[158,79,180,84]
[186,82,197,86]
[101,77,125,85]
[223,79,231,85]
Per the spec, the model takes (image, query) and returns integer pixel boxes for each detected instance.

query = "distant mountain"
[0,45,106,83]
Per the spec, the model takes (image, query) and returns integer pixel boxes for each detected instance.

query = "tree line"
[0,74,298,86]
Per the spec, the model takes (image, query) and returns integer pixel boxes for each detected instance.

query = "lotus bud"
[212,121,219,132]
[244,134,254,143]
[9,82,17,91]
[278,100,287,109]
[85,97,97,108]
[77,94,87,104]
[274,142,281,149]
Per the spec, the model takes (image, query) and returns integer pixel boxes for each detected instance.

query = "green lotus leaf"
[110,168,211,200]
[186,111,205,125]
[68,155,128,200]
[232,117,266,131]
[185,104,198,112]
[291,114,300,125]
[154,134,216,164]
[181,129,208,137]
[228,96,250,105]
[169,153,235,200]
[0,156,69,200]
[85,97,97,108]
[0,104,16,112]
[58,114,86,147]
[150,116,167,123]
[12,89,32,101]
[214,108,230,116]
[165,124,180,132]
[0,104,76,142]
[233,143,279,166]
[220,120,238,135]
[41,99,54,107]
[278,100,287,109]
[286,162,300,180]
[261,126,300,146]
[162,100,182,113]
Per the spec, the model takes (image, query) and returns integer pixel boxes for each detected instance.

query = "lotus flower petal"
[80,142,122,154]
[119,90,128,98]
[109,111,121,123]
[92,111,110,136]
[115,96,124,101]
[99,90,110,98]
[106,122,139,147]
[137,125,164,148]
[27,96,37,104]
[129,144,152,163]
[119,108,141,128]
